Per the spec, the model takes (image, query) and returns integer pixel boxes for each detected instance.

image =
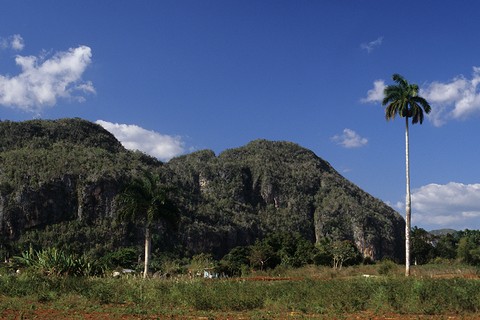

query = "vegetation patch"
[0,265,479,318]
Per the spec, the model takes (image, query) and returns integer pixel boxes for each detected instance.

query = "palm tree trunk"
[144,226,151,278]
[405,117,411,276]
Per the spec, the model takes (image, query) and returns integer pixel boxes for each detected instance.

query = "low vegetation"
[9,228,480,279]
[2,230,478,318]
[0,263,479,319]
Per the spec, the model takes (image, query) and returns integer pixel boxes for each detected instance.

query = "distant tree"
[246,233,317,271]
[382,74,432,276]
[262,232,314,268]
[219,246,251,276]
[249,240,276,270]
[313,239,333,266]
[433,233,458,260]
[117,172,178,278]
[100,247,138,269]
[456,230,480,265]
[410,227,435,265]
[330,240,358,269]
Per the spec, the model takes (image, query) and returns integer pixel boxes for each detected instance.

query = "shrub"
[377,259,397,275]
[14,247,104,276]
[218,246,251,276]
[100,247,138,269]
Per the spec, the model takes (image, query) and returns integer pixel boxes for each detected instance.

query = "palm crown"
[118,172,177,227]
[382,74,432,124]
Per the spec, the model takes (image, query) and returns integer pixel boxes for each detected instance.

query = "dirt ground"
[1,308,478,320]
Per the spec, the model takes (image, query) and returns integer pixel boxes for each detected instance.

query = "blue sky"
[1,1,480,231]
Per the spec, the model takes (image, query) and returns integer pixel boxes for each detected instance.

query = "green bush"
[100,247,138,269]
[14,247,104,276]
[219,246,251,276]
[377,259,397,275]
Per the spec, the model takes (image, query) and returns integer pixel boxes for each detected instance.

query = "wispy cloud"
[331,128,368,148]
[360,36,384,53]
[96,120,185,162]
[0,36,94,113]
[421,67,480,126]
[0,34,25,51]
[395,182,480,230]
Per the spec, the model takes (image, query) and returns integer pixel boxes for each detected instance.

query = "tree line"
[411,227,480,266]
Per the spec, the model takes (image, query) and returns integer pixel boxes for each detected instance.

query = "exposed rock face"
[0,166,126,240]
[0,119,405,261]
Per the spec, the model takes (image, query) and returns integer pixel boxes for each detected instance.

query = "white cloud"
[0,34,24,51]
[0,43,94,113]
[360,36,384,53]
[331,128,368,148]
[402,182,480,230]
[362,68,480,126]
[421,67,480,126]
[10,34,24,51]
[96,120,185,162]
[361,80,385,103]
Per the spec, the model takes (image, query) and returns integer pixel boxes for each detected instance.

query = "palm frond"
[392,74,408,89]
[382,74,432,125]
[117,172,179,228]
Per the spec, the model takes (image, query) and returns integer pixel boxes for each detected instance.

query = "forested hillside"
[0,118,405,263]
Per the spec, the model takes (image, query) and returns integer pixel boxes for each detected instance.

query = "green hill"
[0,118,405,262]
[166,139,404,260]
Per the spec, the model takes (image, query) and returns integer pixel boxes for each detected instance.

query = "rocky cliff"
[0,119,405,261]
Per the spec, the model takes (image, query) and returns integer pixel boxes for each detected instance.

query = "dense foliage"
[0,118,123,153]
[0,118,163,260]
[411,227,480,266]
[0,119,405,267]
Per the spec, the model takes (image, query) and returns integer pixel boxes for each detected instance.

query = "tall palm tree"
[382,74,431,276]
[117,172,177,278]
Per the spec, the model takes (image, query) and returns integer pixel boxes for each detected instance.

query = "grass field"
[0,263,479,319]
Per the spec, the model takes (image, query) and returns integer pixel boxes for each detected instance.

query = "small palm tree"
[117,172,177,278]
[382,74,431,276]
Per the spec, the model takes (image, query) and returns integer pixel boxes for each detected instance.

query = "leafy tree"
[248,232,315,270]
[117,172,178,278]
[100,247,138,269]
[219,246,251,276]
[313,239,333,266]
[410,227,435,265]
[382,74,432,276]
[330,240,359,269]
[249,240,276,270]
[433,232,458,260]
[456,230,480,265]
